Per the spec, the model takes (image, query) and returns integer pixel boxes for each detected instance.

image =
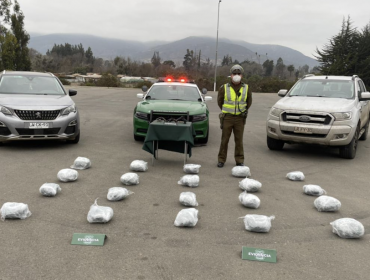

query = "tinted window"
[0,76,65,95]
[147,85,200,101]
[289,79,354,99]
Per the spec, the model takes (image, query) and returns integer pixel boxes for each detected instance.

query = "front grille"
[14,110,60,120]
[150,112,189,122]
[0,127,11,136]
[64,126,76,134]
[16,128,60,135]
[282,112,332,125]
[281,131,327,138]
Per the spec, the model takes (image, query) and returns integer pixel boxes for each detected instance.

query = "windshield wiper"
[306,95,326,97]
[168,99,187,101]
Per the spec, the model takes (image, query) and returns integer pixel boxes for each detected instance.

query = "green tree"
[183,49,196,71]
[151,51,161,68]
[287,64,295,77]
[315,17,359,75]
[262,59,274,76]
[85,46,94,64]
[0,31,16,69]
[163,60,175,68]
[10,0,30,70]
[275,57,285,78]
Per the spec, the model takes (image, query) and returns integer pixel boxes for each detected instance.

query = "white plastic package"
[177,175,199,188]
[183,164,201,174]
[174,208,198,227]
[70,156,91,170]
[120,173,139,185]
[1,202,32,221]
[239,191,260,209]
[232,166,251,178]
[107,187,134,201]
[179,192,199,207]
[314,195,341,212]
[57,168,78,182]
[286,171,305,181]
[241,214,275,233]
[87,199,114,223]
[130,160,148,172]
[39,183,61,197]
[239,178,262,192]
[330,218,365,239]
[303,184,326,196]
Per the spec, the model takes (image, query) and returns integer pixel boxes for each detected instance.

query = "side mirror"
[202,88,207,95]
[204,96,212,102]
[359,91,370,101]
[142,86,148,92]
[69,89,77,96]
[137,93,144,99]
[278,89,288,97]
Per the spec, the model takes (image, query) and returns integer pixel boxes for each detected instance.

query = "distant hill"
[29,33,318,68]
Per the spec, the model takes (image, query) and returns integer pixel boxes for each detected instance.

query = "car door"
[358,80,369,128]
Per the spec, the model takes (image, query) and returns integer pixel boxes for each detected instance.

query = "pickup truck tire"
[359,117,369,141]
[339,125,359,159]
[267,136,284,150]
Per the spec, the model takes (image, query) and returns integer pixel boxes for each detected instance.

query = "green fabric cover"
[143,121,195,158]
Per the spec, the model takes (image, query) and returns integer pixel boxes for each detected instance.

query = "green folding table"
[142,121,195,165]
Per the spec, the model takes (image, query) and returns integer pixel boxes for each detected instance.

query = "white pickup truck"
[266,75,370,159]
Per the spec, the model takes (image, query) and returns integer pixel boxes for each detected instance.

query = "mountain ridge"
[29,33,318,68]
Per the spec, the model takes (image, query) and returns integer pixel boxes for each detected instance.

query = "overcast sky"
[18,0,370,59]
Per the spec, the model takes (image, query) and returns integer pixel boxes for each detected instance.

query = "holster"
[219,113,225,129]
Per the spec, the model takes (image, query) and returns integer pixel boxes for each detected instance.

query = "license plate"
[294,127,313,134]
[28,122,50,129]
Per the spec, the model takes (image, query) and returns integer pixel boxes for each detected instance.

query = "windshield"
[146,85,201,101]
[289,79,354,99]
[0,75,65,95]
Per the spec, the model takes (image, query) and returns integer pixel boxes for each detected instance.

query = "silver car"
[0,71,80,144]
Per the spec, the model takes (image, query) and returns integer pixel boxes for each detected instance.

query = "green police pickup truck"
[133,78,212,144]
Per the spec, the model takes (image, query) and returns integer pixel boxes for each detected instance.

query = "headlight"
[332,112,351,121]
[192,114,207,122]
[61,104,77,115]
[135,111,148,120]
[0,106,13,115]
[269,107,283,118]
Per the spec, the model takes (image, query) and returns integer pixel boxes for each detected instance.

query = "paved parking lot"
[0,87,369,280]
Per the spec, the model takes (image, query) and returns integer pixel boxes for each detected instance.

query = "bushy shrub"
[135,81,153,89]
[95,73,120,87]
[59,78,71,85]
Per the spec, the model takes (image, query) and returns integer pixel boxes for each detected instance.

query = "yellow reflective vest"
[221,83,248,115]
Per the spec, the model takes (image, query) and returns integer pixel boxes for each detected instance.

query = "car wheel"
[359,116,369,141]
[67,132,80,144]
[267,136,284,150]
[134,134,145,141]
[339,125,359,159]
[196,126,209,144]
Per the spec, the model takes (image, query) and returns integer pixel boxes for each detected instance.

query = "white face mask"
[232,74,241,84]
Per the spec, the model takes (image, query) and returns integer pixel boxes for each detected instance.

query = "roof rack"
[302,74,315,79]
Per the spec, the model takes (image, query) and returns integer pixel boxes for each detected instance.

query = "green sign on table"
[242,246,277,263]
[71,233,106,246]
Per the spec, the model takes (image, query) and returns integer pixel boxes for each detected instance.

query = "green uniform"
[217,82,252,164]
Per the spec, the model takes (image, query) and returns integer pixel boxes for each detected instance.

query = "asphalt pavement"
[0,86,369,280]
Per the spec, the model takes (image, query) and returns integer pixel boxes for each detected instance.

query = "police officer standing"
[217,65,252,167]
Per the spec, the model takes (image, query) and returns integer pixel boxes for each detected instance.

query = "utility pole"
[213,0,221,92]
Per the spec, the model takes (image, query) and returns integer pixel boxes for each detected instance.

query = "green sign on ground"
[71,233,106,246]
[242,246,277,263]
